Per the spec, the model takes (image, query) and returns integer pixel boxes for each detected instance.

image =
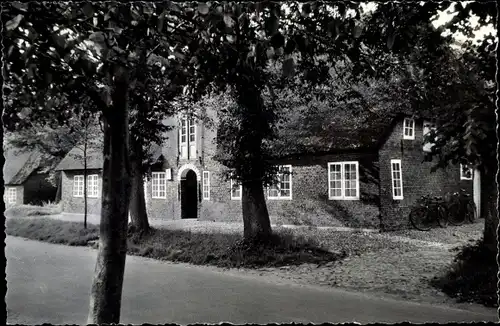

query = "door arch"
[180,169,198,219]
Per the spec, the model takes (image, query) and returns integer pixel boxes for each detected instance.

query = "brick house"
[55,111,476,230]
[3,148,60,207]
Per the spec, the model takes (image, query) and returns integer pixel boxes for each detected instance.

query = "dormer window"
[403,118,415,140]
[179,116,197,160]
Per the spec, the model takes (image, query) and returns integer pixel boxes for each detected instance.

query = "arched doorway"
[181,169,198,219]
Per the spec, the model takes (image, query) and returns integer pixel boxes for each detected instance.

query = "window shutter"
[166,168,172,181]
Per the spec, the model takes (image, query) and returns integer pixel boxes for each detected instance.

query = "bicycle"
[445,189,477,226]
[409,195,448,231]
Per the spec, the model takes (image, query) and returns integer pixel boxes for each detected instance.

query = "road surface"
[6,236,497,325]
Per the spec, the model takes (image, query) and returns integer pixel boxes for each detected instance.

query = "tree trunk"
[55,171,62,203]
[481,165,498,255]
[241,178,272,242]
[128,137,150,233]
[236,87,274,243]
[87,71,131,324]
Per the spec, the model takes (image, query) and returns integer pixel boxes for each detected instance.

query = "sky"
[362,1,495,44]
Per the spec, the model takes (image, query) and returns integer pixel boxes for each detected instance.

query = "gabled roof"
[4,147,61,185]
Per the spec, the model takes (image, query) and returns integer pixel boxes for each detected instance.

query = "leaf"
[82,3,94,18]
[11,2,28,12]
[53,34,67,49]
[284,39,295,54]
[198,2,209,15]
[167,1,181,13]
[270,32,285,48]
[266,47,275,59]
[226,34,236,43]
[387,23,395,50]
[173,51,185,60]
[353,24,362,38]
[266,14,279,35]
[157,11,166,32]
[6,14,24,31]
[282,57,295,77]
[224,14,235,28]
[90,31,105,43]
[301,3,311,17]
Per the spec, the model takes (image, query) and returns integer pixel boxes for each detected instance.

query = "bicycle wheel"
[410,207,433,231]
[437,206,449,228]
[446,203,465,226]
[465,201,477,223]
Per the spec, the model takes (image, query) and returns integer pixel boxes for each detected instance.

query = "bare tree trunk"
[55,171,62,203]
[242,178,272,242]
[129,137,150,234]
[87,72,131,324]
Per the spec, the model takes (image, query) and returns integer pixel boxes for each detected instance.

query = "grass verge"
[6,217,98,246]
[6,218,344,268]
[430,238,498,308]
[5,202,62,218]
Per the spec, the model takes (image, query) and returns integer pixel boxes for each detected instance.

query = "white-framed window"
[152,172,167,199]
[460,164,473,180]
[391,159,403,200]
[230,178,242,200]
[422,121,436,152]
[73,175,84,197]
[179,117,197,160]
[202,171,210,200]
[403,118,415,140]
[268,165,292,200]
[6,187,16,204]
[328,162,359,200]
[87,174,99,197]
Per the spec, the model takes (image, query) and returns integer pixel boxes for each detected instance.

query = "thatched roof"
[270,103,394,157]
[4,147,61,185]
[55,143,164,171]
[55,146,104,171]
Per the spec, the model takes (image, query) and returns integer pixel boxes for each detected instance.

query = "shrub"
[430,238,498,307]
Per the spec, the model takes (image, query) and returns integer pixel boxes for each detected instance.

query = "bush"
[430,239,498,307]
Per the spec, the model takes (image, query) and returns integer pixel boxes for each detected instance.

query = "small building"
[3,148,60,207]
[56,109,476,230]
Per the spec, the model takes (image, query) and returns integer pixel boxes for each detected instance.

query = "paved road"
[6,236,497,325]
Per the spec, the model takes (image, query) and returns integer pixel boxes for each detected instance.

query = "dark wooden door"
[181,170,198,219]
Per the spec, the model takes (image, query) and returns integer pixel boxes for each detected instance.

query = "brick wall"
[197,151,381,228]
[60,170,103,215]
[378,117,473,230]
